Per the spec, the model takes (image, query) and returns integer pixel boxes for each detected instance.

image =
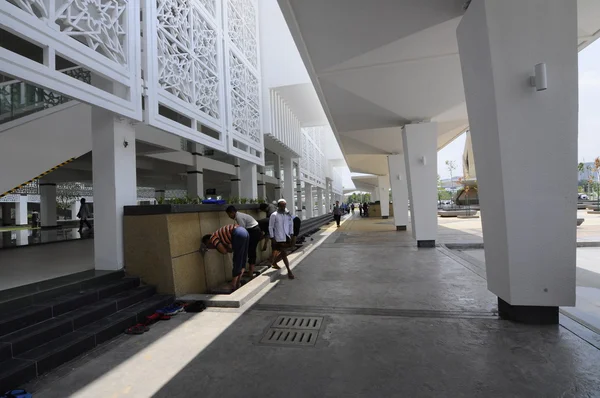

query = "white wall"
[0,103,92,195]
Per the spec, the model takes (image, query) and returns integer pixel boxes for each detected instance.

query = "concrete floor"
[460,247,600,335]
[28,216,600,397]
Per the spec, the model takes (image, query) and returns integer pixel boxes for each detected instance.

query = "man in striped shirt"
[226,206,261,278]
[201,224,249,291]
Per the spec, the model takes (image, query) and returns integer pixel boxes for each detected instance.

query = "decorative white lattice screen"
[1,0,142,119]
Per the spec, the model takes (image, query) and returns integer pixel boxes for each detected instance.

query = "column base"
[498,298,558,325]
[417,240,435,248]
[396,225,407,231]
[382,216,389,219]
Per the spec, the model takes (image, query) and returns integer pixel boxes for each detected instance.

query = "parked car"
[579,193,589,200]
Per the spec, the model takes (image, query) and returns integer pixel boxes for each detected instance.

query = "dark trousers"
[79,219,91,230]
[231,227,249,277]
[334,214,341,226]
[293,217,301,236]
[247,226,261,265]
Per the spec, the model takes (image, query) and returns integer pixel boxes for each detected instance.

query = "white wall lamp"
[419,156,427,166]
[529,63,548,91]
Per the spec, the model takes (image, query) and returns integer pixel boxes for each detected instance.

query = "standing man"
[269,199,295,279]
[201,224,249,291]
[77,198,92,233]
[226,206,261,277]
[351,203,355,214]
[333,200,342,227]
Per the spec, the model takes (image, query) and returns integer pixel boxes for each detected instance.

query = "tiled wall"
[124,209,270,296]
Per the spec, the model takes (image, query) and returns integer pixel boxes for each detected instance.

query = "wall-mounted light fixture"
[529,63,548,91]
[396,175,402,181]
[419,156,427,166]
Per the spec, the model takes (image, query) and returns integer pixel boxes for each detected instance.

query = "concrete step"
[0,292,173,391]
[0,270,125,313]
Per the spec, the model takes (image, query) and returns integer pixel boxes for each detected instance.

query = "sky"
[437,39,600,179]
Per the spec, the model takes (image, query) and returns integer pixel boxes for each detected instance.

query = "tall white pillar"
[282,157,294,214]
[15,194,28,226]
[187,144,204,199]
[40,182,57,228]
[372,187,380,202]
[295,163,303,214]
[402,123,438,247]
[240,161,258,199]
[71,200,81,220]
[377,175,391,219]
[457,0,577,323]
[92,108,137,271]
[388,154,409,230]
[325,180,331,214]
[231,159,242,198]
[304,182,313,219]
[273,155,282,200]
[317,187,324,216]
[257,167,267,200]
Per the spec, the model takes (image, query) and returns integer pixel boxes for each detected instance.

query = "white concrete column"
[40,182,57,228]
[273,155,282,200]
[282,156,294,214]
[92,108,137,271]
[317,187,324,216]
[388,154,409,230]
[231,159,242,198]
[295,163,303,214]
[457,0,577,322]
[378,175,391,219]
[240,160,258,199]
[304,182,313,219]
[187,144,204,199]
[325,180,331,214]
[257,167,267,200]
[372,187,380,203]
[71,200,81,220]
[402,123,438,247]
[15,194,28,226]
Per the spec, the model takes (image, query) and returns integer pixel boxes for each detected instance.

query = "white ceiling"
[279,0,600,176]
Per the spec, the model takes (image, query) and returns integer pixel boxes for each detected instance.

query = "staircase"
[0,70,92,195]
[0,270,173,391]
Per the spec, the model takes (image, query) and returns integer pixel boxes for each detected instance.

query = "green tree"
[445,160,457,192]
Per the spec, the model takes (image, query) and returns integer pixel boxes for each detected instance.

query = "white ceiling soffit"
[279,0,600,163]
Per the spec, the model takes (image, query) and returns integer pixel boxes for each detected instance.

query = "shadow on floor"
[29,226,600,397]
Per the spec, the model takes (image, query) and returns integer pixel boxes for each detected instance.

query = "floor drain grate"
[260,328,319,346]
[260,315,324,347]
[272,315,323,330]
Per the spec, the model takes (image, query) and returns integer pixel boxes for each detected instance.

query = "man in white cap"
[268,198,295,279]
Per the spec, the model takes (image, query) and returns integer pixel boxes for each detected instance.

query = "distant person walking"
[269,199,295,279]
[77,198,92,232]
[333,200,342,227]
[359,203,363,216]
[351,203,355,214]
[202,224,249,291]
[226,206,261,278]
[363,202,369,217]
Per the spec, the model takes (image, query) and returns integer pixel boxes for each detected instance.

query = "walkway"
[27,215,600,397]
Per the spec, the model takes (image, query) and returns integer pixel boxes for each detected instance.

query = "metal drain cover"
[260,328,319,346]
[260,316,324,347]
[272,315,323,330]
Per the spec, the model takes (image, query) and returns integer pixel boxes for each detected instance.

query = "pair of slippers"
[125,303,184,335]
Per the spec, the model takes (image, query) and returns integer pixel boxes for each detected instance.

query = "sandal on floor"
[125,324,149,334]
